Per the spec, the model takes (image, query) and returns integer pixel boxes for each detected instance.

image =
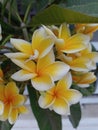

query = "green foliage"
[69,103,81,128]
[27,85,62,130]
[0,121,13,130]
[67,3,98,17]
[30,5,98,27]
[65,0,98,6]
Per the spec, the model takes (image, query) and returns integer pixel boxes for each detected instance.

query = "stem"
[21,23,29,41]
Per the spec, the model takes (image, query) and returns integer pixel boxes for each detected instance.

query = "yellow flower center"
[4,96,14,105]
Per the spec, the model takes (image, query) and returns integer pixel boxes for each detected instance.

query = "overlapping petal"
[72,72,96,87]
[55,23,90,53]
[8,108,18,124]
[10,38,32,54]
[38,93,55,108]
[31,74,54,91]
[53,98,70,115]
[11,70,36,81]
[44,61,70,81]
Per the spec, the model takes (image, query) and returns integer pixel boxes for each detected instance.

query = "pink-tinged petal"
[10,38,32,55]
[13,95,25,106]
[38,94,55,108]
[37,50,55,72]
[31,75,54,91]
[38,37,54,58]
[59,23,71,41]
[5,82,19,97]
[44,62,70,81]
[64,89,82,105]
[53,98,70,115]
[62,34,90,53]
[57,72,72,90]
[11,59,36,72]
[0,101,4,115]
[32,27,47,49]
[8,108,18,124]
[5,52,29,59]
[11,70,36,81]
[18,106,28,114]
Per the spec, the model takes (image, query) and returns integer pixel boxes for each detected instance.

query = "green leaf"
[0,20,22,35]
[30,5,98,27]
[65,0,98,6]
[0,120,13,130]
[67,2,98,17]
[69,103,81,128]
[27,84,62,130]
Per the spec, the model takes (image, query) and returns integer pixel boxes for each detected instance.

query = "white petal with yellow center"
[31,75,54,91]
[11,70,36,81]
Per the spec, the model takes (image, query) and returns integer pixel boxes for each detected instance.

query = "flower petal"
[31,75,54,91]
[11,59,36,72]
[11,70,36,81]
[70,57,94,71]
[57,72,72,89]
[62,34,90,53]
[1,103,12,121]
[0,85,4,100]
[37,49,55,72]
[44,61,70,81]
[32,27,48,49]
[53,98,70,115]
[13,95,25,106]
[10,38,32,54]
[0,69,3,78]
[74,72,97,85]
[8,108,18,124]
[64,89,82,105]
[18,106,28,114]
[59,23,71,41]
[5,82,19,97]
[38,37,54,58]
[0,101,4,115]
[38,93,55,108]
[5,52,29,59]
[85,52,98,62]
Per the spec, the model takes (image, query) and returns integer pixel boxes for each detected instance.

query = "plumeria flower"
[75,24,98,38]
[72,71,97,88]
[0,68,4,84]
[0,82,28,124]
[58,53,96,72]
[0,25,2,41]
[10,50,70,91]
[80,43,98,64]
[44,23,90,53]
[38,72,82,115]
[5,26,55,60]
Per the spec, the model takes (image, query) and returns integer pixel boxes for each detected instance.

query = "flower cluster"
[0,79,28,124]
[4,23,98,116]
